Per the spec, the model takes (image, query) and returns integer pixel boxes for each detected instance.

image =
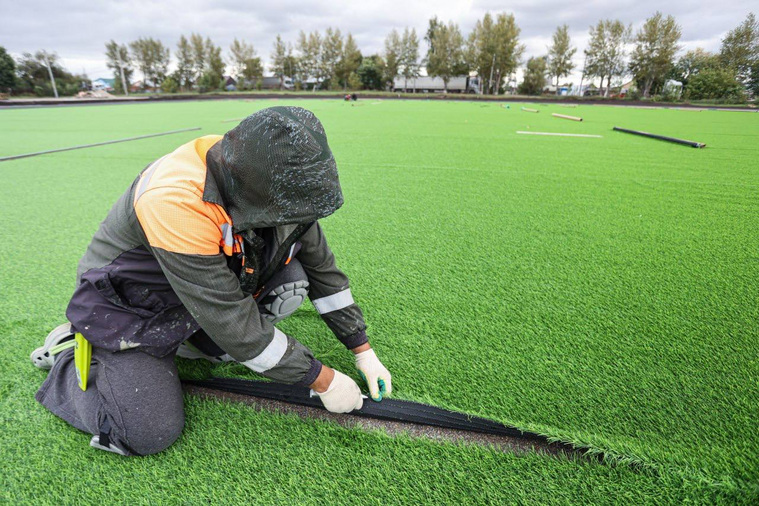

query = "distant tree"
[688,67,745,101]
[229,38,261,86]
[197,71,220,93]
[271,34,288,88]
[492,12,526,92]
[467,12,524,94]
[15,52,82,96]
[465,14,492,92]
[297,30,322,88]
[0,46,17,92]
[336,33,362,89]
[229,38,254,78]
[174,36,194,90]
[104,41,132,94]
[749,61,759,96]
[518,56,547,95]
[237,56,263,89]
[547,25,576,95]
[34,50,60,97]
[604,21,631,94]
[345,73,360,90]
[320,28,343,89]
[129,39,149,89]
[205,38,225,80]
[356,54,386,90]
[629,12,681,97]
[671,48,720,94]
[282,49,298,85]
[161,76,179,93]
[399,27,420,89]
[295,31,311,83]
[425,16,443,62]
[172,36,223,91]
[584,23,605,89]
[719,12,759,85]
[584,20,631,96]
[190,33,206,82]
[425,19,467,92]
[15,53,51,94]
[130,38,170,90]
[383,29,402,88]
[425,17,443,54]
[265,38,293,88]
[154,39,170,85]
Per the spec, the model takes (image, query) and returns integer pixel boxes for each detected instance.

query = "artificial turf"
[0,99,757,504]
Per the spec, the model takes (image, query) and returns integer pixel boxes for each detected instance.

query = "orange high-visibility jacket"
[67,129,367,386]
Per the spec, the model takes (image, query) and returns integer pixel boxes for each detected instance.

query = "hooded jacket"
[65,107,368,386]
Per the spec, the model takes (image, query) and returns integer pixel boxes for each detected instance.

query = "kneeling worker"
[31,106,392,456]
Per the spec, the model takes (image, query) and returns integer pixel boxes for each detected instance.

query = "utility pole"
[118,56,129,96]
[487,53,495,95]
[42,52,59,98]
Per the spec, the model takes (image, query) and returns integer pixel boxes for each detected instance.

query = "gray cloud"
[1,0,754,82]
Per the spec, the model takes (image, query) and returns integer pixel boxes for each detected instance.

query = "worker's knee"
[96,349,186,456]
[258,259,309,324]
[122,409,185,456]
[260,280,309,323]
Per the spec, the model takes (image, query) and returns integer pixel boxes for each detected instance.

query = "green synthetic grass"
[1,99,757,504]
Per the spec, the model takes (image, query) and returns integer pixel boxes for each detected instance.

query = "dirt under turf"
[1,99,757,504]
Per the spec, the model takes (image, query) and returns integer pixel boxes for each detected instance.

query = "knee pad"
[260,280,309,324]
[258,258,309,324]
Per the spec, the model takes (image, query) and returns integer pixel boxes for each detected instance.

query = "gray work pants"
[35,346,184,456]
[35,259,309,456]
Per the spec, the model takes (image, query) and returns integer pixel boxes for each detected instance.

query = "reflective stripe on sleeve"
[241,328,288,373]
[221,223,235,247]
[134,155,167,202]
[284,244,296,265]
[312,288,354,314]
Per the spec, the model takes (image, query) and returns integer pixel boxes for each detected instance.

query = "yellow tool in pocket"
[74,333,92,391]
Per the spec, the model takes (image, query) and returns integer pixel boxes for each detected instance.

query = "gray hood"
[205,106,343,231]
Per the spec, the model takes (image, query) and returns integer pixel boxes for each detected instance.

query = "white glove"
[314,369,363,413]
[355,348,393,401]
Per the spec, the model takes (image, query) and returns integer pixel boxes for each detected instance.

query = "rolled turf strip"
[552,113,582,122]
[613,126,706,148]
[184,377,550,441]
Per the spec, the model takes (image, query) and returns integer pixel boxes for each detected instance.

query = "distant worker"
[31,106,392,456]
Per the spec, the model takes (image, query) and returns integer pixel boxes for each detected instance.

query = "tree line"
[520,12,757,101]
[0,49,88,97]
[0,11,756,101]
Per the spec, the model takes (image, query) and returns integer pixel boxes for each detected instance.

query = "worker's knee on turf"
[124,409,185,456]
[101,350,186,456]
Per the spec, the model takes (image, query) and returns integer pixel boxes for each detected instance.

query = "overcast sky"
[1,0,755,84]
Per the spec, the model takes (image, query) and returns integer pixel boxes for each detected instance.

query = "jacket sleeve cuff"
[338,329,369,350]
[297,358,323,387]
